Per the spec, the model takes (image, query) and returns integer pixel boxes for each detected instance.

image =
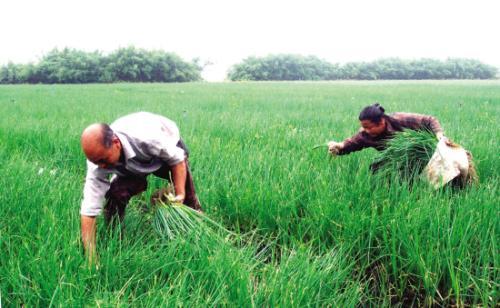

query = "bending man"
[80,111,201,260]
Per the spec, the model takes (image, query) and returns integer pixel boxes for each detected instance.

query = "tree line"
[0,47,202,84]
[1,49,498,83]
[227,55,498,81]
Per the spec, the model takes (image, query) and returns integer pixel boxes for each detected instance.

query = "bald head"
[81,123,120,168]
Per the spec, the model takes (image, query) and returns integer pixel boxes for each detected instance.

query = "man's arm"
[81,215,97,264]
[170,160,187,203]
[146,135,188,202]
[80,160,110,262]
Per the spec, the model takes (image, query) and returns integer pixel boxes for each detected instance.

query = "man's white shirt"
[80,112,185,216]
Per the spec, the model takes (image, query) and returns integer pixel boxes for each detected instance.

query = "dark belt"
[176,138,189,157]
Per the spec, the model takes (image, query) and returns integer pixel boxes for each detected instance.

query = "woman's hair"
[359,103,385,123]
[359,103,404,131]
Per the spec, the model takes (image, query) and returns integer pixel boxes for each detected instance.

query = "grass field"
[0,81,498,306]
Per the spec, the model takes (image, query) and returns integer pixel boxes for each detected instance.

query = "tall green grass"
[0,81,498,306]
[373,129,437,183]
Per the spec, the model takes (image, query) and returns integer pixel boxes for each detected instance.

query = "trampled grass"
[0,81,498,306]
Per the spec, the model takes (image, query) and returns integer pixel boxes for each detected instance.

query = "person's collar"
[115,132,136,161]
[384,118,395,133]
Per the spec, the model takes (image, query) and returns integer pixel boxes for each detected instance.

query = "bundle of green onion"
[372,129,437,183]
[152,193,230,241]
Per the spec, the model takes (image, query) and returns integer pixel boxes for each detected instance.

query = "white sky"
[1,0,499,81]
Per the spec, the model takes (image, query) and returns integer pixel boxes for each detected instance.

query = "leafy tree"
[0,62,28,84]
[228,56,498,81]
[35,48,103,83]
[228,54,341,81]
[0,47,202,84]
[103,47,201,82]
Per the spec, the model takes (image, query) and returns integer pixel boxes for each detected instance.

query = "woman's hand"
[436,132,453,146]
[328,141,344,155]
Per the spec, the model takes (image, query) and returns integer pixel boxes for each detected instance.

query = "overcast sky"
[1,0,499,81]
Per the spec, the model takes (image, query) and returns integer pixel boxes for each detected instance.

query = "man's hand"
[151,187,185,205]
[328,141,343,155]
[173,194,185,203]
[81,215,97,266]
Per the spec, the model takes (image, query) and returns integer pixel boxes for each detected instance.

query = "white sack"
[424,139,470,189]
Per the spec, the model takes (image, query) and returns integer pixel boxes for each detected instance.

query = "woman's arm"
[391,112,444,136]
[329,131,368,155]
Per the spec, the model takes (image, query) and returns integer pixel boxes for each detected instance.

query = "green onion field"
[0,81,498,306]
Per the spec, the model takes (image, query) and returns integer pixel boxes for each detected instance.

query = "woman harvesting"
[328,103,449,172]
